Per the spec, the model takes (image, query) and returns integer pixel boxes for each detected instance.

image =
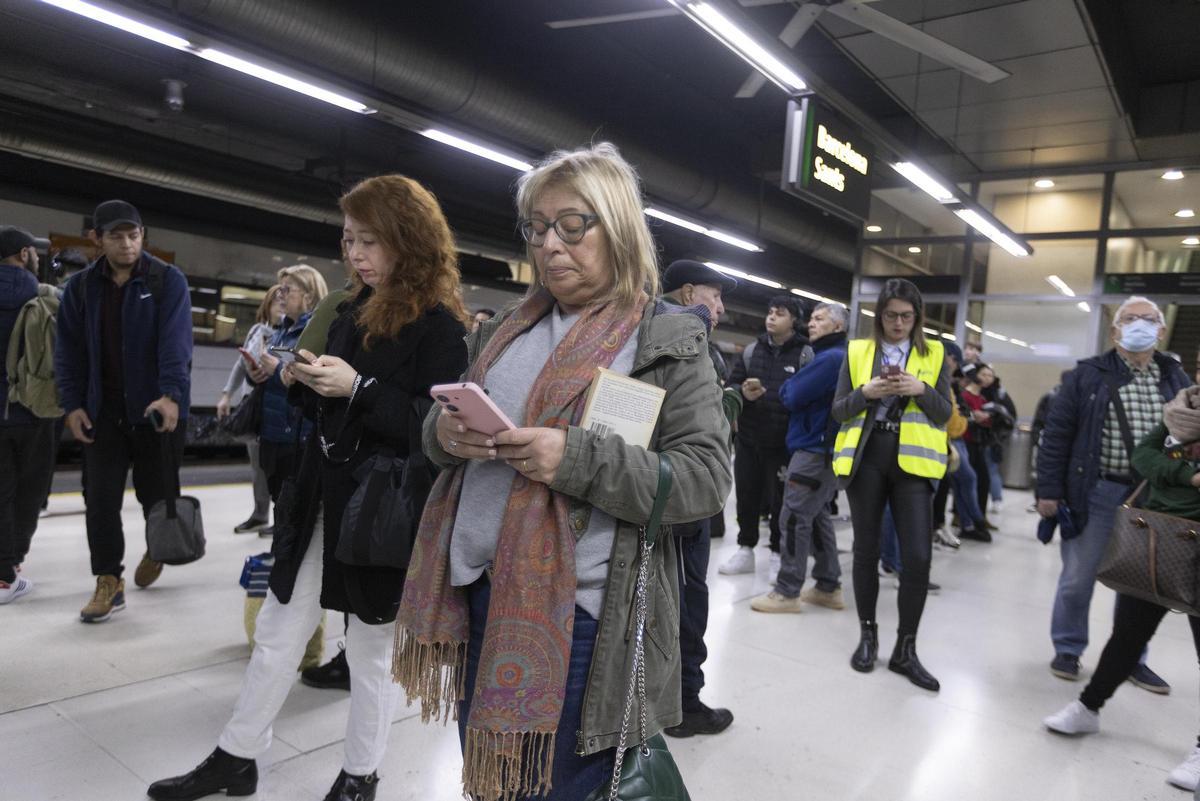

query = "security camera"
[162,79,186,113]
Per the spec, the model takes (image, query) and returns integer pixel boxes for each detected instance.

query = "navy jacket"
[260,312,313,445]
[780,331,847,454]
[55,253,193,423]
[727,330,813,448]
[0,264,39,426]
[1036,349,1190,528]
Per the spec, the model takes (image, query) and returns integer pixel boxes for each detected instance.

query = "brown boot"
[134,553,163,588]
[80,575,125,623]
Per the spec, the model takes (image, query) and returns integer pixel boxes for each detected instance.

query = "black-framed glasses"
[1117,313,1159,325]
[882,311,915,323]
[517,213,600,246]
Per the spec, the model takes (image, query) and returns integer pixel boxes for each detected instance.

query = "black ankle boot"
[850,620,878,673]
[888,634,940,692]
[323,769,379,801]
[147,747,257,800]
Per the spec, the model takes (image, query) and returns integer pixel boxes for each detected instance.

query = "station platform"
[3,479,1197,800]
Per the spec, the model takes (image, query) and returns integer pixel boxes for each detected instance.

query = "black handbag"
[586,455,690,801]
[335,399,434,570]
[221,383,264,439]
[146,432,206,566]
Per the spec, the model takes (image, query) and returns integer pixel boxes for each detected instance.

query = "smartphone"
[884,364,902,378]
[238,347,258,368]
[430,382,516,436]
[147,409,164,430]
[268,346,312,366]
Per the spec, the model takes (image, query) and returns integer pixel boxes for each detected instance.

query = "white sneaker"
[934,527,961,549]
[1043,700,1100,735]
[989,500,1003,515]
[718,546,755,575]
[0,575,33,604]
[1168,746,1200,791]
[768,552,781,584]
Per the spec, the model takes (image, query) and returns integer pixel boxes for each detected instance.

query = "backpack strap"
[145,260,167,305]
[741,340,757,373]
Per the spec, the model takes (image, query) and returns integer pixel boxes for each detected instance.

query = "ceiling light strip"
[197,48,375,114]
[704,261,782,289]
[953,207,1030,257]
[1045,275,1075,297]
[891,162,955,203]
[38,0,190,49]
[669,1,806,92]
[419,129,533,171]
[645,207,763,252]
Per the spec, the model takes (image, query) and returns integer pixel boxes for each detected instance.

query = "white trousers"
[218,519,400,775]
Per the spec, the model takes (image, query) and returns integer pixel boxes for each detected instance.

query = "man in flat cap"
[56,200,193,623]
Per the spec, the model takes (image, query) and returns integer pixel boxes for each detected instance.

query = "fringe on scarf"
[392,625,466,724]
[462,727,556,801]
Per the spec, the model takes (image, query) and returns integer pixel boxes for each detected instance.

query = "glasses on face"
[1118,313,1159,325]
[277,286,293,297]
[882,311,915,323]
[517,213,600,246]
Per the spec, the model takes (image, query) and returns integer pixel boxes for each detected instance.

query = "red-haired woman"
[148,175,469,801]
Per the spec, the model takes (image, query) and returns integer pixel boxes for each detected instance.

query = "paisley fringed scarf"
[395,288,647,801]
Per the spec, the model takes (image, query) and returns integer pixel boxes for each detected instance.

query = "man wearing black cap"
[0,227,55,603]
[721,295,812,578]
[55,200,193,623]
[659,259,738,737]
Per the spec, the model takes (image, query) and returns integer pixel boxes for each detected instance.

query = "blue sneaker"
[1128,663,1170,695]
[1050,653,1080,680]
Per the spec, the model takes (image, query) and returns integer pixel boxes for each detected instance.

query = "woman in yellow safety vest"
[831,278,953,692]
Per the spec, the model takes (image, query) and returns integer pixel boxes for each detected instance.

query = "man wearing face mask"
[1037,296,1190,688]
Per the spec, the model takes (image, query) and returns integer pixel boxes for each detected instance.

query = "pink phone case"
[430,382,516,436]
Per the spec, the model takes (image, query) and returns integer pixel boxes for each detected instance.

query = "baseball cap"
[92,199,143,233]
[0,226,49,260]
[662,259,737,293]
[942,341,963,364]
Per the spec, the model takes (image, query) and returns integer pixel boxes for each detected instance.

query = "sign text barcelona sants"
[782,98,873,223]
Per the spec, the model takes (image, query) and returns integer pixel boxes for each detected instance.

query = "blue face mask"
[1118,319,1159,353]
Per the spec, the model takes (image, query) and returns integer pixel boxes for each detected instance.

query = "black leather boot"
[850,620,878,673]
[323,769,379,801]
[147,747,257,800]
[888,634,941,692]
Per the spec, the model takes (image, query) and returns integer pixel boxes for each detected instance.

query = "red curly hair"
[339,175,469,347]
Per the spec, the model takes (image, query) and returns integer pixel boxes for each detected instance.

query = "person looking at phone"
[147,175,468,801]
[216,284,285,534]
[255,265,327,504]
[395,143,730,801]
[831,278,952,692]
[54,199,193,623]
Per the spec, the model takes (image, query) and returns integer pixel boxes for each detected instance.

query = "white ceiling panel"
[972,140,1141,171]
[951,118,1131,153]
[920,87,1121,136]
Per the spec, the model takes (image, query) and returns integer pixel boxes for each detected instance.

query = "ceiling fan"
[546,1,1010,97]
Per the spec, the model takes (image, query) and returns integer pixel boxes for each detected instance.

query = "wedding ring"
[448,439,458,450]
[523,459,530,473]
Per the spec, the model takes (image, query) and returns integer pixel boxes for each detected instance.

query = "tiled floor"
[4,481,1197,800]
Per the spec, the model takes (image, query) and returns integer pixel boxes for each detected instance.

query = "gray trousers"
[247,439,271,521]
[775,449,841,598]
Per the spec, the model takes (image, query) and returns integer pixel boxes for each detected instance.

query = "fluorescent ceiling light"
[865,225,882,233]
[674,1,807,92]
[964,321,982,333]
[1176,209,1196,218]
[1034,179,1055,189]
[38,0,190,49]
[907,246,922,254]
[1010,338,1028,347]
[198,48,375,113]
[1045,275,1076,297]
[983,330,1009,342]
[645,207,763,252]
[892,162,955,203]
[704,261,781,289]
[1184,237,1200,246]
[419,129,532,171]
[940,332,957,341]
[791,288,834,303]
[1162,170,1185,181]
[1077,301,1091,313]
[954,207,1030,257]
[860,309,876,317]
[922,327,939,336]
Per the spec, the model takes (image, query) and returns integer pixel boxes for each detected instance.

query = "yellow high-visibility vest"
[832,338,948,479]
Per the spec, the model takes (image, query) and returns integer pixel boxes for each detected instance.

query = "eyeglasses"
[517,213,600,246]
[276,286,292,296]
[882,311,915,323]
[1118,313,1159,325]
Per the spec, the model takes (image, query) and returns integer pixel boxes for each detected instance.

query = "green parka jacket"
[422,299,732,755]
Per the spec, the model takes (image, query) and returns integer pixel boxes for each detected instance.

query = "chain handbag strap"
[607,454,673,801]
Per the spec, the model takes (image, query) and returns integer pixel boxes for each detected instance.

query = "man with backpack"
[55,200,193,623]
[0,226,56,603]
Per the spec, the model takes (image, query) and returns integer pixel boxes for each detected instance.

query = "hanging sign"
[782,97,873,223]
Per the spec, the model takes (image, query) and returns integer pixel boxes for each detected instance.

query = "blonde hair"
[254,284,283,325]
[515,142,659,308]
[277,264,329,313]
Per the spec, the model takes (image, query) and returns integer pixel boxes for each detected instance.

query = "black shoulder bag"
[145,431,206,565]
[1102,372,1140,482]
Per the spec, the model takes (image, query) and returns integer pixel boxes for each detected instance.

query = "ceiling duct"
[174,0,856,270]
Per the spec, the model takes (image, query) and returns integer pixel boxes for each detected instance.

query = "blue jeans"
[1051,479,1147,663]
[460,576,611,801]
[986,447,1004,502]
[674,519,710,705]
[947,440,987,530]
[880,506,901,574]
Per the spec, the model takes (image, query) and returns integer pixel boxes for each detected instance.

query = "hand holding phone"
[884,364,902,378]
[431,382,516,436]
[238,347,258,368]
[268,346,312,366]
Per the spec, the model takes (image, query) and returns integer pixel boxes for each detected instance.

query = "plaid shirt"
[1100,355,1162,475]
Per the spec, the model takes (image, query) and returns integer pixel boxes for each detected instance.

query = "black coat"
[268,292,468,623]
[726,331,812,448]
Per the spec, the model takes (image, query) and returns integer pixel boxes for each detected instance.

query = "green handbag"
[585,455,691,801]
